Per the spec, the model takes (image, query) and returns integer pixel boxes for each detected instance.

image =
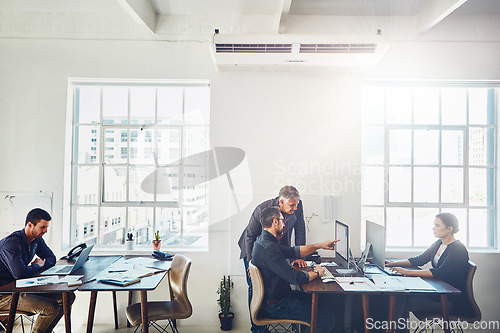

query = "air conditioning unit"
[213,34,389,72]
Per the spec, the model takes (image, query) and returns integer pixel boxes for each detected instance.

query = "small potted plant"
[152,230,161,250]
[217,275,234,331]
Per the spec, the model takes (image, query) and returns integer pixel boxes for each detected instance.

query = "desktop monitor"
[366,220,386,268]
[335,220,349,268]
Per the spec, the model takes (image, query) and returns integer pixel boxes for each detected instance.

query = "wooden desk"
[78,256,170,333]
[300,267,461,333]
[0,255,120,333]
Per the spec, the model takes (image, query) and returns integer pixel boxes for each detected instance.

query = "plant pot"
[219,312,234,331]
[125,240,134,251]
[152,240,161,251]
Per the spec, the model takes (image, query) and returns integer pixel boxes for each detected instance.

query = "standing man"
[252,206,337,332]
[0,208,75,333]
[238,186,306,332]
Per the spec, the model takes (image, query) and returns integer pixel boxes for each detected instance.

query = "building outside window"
[65,79,210,250]
[361,83,497,249]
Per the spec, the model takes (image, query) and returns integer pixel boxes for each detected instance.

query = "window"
[361,84,497,249]
[66,80,210,250]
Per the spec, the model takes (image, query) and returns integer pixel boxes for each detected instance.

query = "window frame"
[361,81,498,250]
[63,78,210,251]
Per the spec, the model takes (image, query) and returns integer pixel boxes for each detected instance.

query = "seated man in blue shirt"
[0,208,75,333]
[252,206,338,333]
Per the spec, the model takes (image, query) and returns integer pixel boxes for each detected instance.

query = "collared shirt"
[238,197,306,261]
[252,230,309,302]
[0,229,56,287]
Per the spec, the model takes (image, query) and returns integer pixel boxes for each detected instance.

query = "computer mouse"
[322,278,335,283]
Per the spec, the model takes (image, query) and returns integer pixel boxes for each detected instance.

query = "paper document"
[16,276,60,288]
[59,275,84,287]
[370,275,405,291]
[335,277,378,292]
[393,277,437,291]
[320,262,338,267]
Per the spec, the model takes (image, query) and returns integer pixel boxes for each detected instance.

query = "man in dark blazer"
[238,186,306,332]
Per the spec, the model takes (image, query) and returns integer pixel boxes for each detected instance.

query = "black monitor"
[366,220,386,268]
[335,220,349,268]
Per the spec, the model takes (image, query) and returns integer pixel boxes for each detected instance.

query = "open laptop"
[41,244,94,276]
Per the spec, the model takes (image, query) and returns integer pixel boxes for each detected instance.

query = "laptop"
[41,244,94,276]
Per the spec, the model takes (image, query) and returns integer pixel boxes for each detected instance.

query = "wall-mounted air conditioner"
[213,34,389,72]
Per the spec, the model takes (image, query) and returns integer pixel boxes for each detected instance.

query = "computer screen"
[366,220,386,268]
[335,220,349,268]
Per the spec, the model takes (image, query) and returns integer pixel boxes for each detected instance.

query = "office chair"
[411,261,481,333]
[248,261,310,333]
[0,310,35,333]
[126,255,192,333]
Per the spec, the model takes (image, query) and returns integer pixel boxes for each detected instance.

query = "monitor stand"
[336,248,358,274]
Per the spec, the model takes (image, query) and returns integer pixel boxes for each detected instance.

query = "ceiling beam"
[278,0,292,34]
[116,0,157,34]
[416,0,468,33]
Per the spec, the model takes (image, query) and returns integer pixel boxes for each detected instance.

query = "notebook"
[40,244,94,276]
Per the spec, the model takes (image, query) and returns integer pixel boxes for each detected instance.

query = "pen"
[82,278,96,284]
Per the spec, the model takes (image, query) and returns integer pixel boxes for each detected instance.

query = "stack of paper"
[335,277,378,291]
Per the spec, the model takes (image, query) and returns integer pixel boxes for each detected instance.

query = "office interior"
[1,0,499,331]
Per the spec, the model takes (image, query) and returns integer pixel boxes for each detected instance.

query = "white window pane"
[130,87,155,123]
[414,167,439,202]
[74,125,99,164]
[103,128,126,164]
[103,86,128,124]
[157,129,181,164]
[184,127,210,165]
[76,87,100,124]
[445,208,467,243]
[156,208,181,243]
[468,88,488,125]
[361,207,385,246]
[469,168,488,205]
[184,87,210,125]
[73,166,98,204]
[386,207,412,247]
[413,88,439,124]
[128,207,154,244]
[103,166,127,202]
[129,166,155,201]
[441,88,466,125]
[157,87,183,125]
[389,129,411,164]
[389,167,411,202]
[183,207,209,247]
[129,129,154,165]
[469,128,494,166]
[414,208,439,247]
[442,130,464,165]
[71,207,98,245]
[414,130,439,165]
[441,168,464,203]
[362,125,384,164]
[386,88,412,124]
[362,87,385,124]
[99,207,126,245]
[468,209,488,247]
[361,166,384,205]
[155,166,179,202]
[183,166,209,205]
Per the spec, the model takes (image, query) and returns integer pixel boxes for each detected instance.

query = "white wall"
[0,38,499,330]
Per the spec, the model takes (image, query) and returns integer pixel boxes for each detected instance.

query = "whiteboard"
[0,192,52,238]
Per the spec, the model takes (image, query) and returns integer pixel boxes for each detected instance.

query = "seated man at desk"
[0,208,75,333]
[252,206,338,333]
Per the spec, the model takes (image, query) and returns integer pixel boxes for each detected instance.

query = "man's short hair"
[260,206,281,228]
[279,185,300,202]
[25,208,52,226]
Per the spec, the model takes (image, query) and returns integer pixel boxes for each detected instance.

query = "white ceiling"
[0,0,498,41]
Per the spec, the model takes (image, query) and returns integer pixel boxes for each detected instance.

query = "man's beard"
[276,229,283,237]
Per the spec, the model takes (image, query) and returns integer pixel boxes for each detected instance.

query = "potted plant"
[217,275,234,331]
[152,230,161,251]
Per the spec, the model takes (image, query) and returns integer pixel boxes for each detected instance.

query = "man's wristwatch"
[312,269,320,277]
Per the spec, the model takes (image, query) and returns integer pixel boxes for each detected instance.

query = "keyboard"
[56,266,73,274]
[320,268,335,280]
[382,267,403,276]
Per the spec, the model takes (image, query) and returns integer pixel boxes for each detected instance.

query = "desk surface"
[0,255,121,293]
